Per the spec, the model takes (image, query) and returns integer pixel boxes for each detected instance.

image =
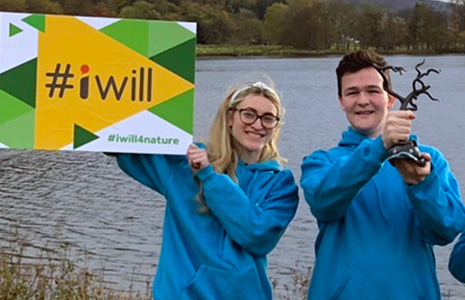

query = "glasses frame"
[229,108,280,129]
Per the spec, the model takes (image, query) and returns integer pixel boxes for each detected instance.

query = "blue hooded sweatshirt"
[301,127,465,300]
[449,231,465,283]
[115,149,299,300]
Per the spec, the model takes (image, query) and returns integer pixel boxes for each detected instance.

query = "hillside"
[344,0,451,11]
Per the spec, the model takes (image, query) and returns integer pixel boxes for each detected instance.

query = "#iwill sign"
[0,12,196,154]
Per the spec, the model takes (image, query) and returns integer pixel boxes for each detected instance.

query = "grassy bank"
[196,44,345,57]
[196,44,465,58]
[0,241,151,300]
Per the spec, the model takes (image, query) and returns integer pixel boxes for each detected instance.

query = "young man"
[449,231,465,283]
[301,50,465,300]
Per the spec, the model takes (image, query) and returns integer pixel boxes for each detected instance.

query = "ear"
[387,94,396,109]
[338,96,345,111]
[227,110,234,128]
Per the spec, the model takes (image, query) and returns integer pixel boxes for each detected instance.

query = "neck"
[354,125,384,138]
[239,151,260,165]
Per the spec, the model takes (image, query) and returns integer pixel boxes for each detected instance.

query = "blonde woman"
[114,81,299,300]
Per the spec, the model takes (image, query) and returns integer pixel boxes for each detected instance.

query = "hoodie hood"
[198,142,281,172]
[238,159,281,172]
[338,127,373,148]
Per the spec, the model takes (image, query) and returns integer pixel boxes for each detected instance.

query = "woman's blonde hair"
[196,81,286,213]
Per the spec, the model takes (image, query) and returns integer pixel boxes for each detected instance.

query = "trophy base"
[388,140,426,167]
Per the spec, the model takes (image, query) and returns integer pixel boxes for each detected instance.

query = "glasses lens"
[261,114,278,128]
[240,110,257,124]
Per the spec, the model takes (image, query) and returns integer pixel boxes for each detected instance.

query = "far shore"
[195,44,465,58]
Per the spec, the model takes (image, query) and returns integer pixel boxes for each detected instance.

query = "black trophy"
[375,60,440,167]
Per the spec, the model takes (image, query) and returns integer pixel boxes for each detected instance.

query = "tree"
[106,0,138,14]
[28,0,62,13]
[280,0,333,50]
[119,1,161,19]
[254,0,283,19]
[450,0,465,49]
[262,3,288,45]
[223,0,255,14]
[325,0,359,50]
[181,2,235,44]
[408,3,450,51]
[151,0,183,20]
[62,0,93,15]
[230,9,262,44]
[201,9,236,44]
[0,0,26,12]
[380,13,408,50]
[354,4,383,49]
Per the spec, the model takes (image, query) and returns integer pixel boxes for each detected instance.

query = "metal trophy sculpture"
[375,61,440,167]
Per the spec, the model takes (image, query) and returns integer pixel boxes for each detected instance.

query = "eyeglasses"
[230,108,280,129]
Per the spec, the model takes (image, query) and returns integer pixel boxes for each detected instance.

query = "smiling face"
[339,67,396,137]
[228,94,278,164]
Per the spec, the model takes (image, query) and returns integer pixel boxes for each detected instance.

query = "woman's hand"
[187,144,210,175]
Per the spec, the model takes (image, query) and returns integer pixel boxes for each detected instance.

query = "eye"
[368,88,381,94]
[262,114,277,124]
[345,90,358,96]
[241,110,257,120]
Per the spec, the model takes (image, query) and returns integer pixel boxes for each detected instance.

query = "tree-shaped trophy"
[375,61,440,167]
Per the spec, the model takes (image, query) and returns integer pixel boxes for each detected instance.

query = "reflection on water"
[1,55,464,298]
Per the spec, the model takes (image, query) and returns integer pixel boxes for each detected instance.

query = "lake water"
[1,55,464,299]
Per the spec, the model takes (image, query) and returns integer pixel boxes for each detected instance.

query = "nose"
[357,92,370,106]
[250,117,264,130]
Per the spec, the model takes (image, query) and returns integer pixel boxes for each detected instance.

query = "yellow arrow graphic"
[35,15,194,150]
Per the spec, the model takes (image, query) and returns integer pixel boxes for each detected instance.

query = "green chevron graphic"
[151,38,196,83]
[0,90,35,148]
[9,23,22,37]
[0,89,34,125]
[23,14,45,33]
[100,19,148,56]
[147,22,196,57]
[100,20,195,59]
[148,89,194,134]
[74,124,99,149]
[0,59,37,108]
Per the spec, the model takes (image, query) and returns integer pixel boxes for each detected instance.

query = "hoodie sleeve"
[405,147,465,245]
[195,165,299,256]
[114,153,178,196]
[449,231,465,283]
[300,136,387,222]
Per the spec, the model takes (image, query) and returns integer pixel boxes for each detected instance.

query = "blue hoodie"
[449,231,465,283]
[301,127,465,300]
[115,149,299,300]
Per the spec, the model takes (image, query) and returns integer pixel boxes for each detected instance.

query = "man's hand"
[391,153,431,185]
[382,111,415,150]
[187,144,210,175]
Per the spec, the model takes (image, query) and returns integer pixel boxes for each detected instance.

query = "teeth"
[248,132,263,137]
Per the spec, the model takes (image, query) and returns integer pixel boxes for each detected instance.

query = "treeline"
[1,0,465,52]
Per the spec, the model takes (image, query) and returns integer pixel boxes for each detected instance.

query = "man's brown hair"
[336,50,391,97]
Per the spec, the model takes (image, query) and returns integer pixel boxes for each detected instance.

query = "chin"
[355,126,378,137]
[242,143,265,153]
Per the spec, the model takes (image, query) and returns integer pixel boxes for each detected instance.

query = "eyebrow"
[240,106,278,116]
[366,85,383,90]
[344,85,383,92]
